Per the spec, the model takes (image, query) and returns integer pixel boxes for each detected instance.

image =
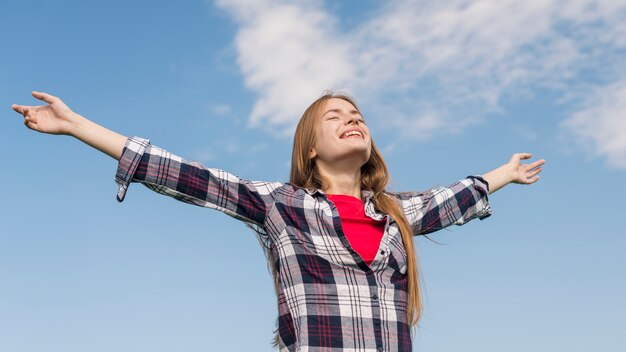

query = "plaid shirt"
[115,137,492,352]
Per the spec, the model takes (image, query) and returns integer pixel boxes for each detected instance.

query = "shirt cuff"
[466,175,492,220]
[115,136,150,202]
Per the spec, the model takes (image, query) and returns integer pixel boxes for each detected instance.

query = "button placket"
[366,274,384,352]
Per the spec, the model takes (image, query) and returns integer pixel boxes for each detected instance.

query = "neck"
[316,160,362,198]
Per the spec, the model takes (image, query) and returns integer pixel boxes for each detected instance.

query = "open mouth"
[340,130,363,139]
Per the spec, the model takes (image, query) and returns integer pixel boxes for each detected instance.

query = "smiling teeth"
[342,131,362,138]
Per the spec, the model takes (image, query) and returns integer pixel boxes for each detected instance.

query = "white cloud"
[215,0,355,135]
[561,80,626,169]
[214,0,626,147]
[349,0,626,129]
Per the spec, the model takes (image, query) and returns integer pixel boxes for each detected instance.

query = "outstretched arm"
[11,91,127,160]
[482,153,545,194]
[397,154,544,235]
[12,91,282,226]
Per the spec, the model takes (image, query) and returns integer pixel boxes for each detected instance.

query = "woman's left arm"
[482,153,545,194]
[398,153,544,236]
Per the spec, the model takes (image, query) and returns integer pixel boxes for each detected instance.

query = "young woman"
[12,91,544,351]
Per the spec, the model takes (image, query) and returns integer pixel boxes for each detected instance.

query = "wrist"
[482,163,514,194]
[67,113,88,137]
[503,163,517,184]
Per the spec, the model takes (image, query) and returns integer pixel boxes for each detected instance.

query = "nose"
[345,115,358,125]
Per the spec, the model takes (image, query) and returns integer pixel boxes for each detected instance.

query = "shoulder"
[273,183,322,199]
[384,190,425,201]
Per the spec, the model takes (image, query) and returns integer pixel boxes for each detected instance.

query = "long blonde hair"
[289,92,422,326]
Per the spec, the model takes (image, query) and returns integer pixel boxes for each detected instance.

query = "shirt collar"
[305,188,374,199]
[361,189,374,202]
[305,187,385,219]
[304,188,324,196]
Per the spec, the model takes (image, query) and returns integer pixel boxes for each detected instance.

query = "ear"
[309,148,317,160]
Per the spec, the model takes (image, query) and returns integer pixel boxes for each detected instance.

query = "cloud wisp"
[562,81,626,169]
[215,0,355,135]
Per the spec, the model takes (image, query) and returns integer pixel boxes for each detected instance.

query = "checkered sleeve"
[115,136,282,226]
[397,176,492,236]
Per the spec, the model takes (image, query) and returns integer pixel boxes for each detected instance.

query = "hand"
[506,153,545,185]
[11,91,78,135]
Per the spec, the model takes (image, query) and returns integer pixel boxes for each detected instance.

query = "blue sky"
[1,0,625,351]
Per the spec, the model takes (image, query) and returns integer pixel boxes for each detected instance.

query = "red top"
[327,194,386,265]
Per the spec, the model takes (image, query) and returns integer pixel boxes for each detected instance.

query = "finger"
[510,153,532,163]
[11,104,27,114]
[24,119,38,131]
[32,91,58,104]
[526,175,540,184]
[527,159,545,170]
[527,167,542,178]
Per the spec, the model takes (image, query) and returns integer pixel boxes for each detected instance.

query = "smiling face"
[310,97,372,167]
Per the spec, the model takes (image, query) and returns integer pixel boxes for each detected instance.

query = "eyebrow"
[322,108,363,117]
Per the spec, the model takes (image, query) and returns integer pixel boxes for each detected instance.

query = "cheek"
[316,127,337,147]
[311,131,329,157]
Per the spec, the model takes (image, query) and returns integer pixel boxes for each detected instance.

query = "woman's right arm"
[115,136,282,226]
[12,91,281,226]
[12,91,127,160]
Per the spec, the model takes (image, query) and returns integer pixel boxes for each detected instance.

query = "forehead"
[322,97,359,115]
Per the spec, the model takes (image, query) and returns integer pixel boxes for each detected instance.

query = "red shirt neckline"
[327,193,362,201]
[327,194,385,266]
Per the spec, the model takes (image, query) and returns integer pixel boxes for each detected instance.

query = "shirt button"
[372,294,378,300]
[377,347,384,352]
[375,320,381,327]
[380,250,385,255]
